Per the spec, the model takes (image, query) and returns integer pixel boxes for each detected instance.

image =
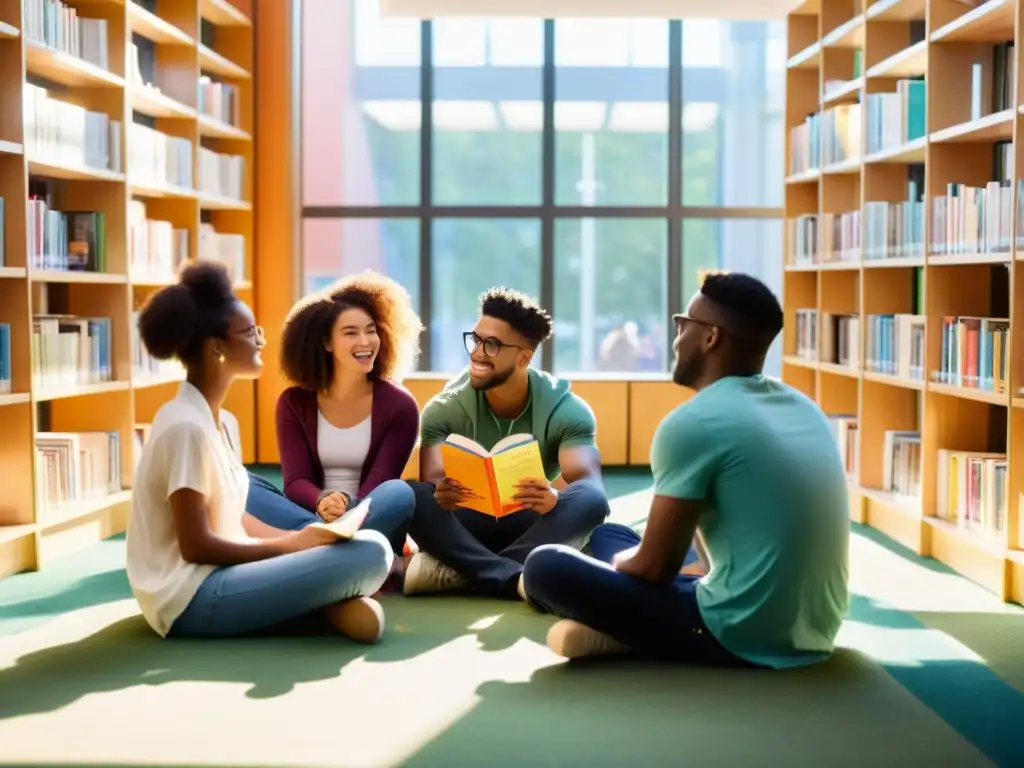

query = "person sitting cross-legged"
[522,273,851,668]
[403,288,611,600]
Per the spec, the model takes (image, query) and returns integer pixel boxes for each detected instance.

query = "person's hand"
[434,477,465,511]
[317,492,349,522]
[513,477,559,514]
[290,525,341,551]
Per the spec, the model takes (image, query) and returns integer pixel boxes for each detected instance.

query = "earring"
[218,353,226,363]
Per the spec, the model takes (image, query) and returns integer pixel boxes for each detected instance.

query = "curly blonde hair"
[280,270,423,390]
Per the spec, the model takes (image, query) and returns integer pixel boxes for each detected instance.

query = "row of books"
[933,316,1009,393]
[199,76,241,128]
[930,181,1014,256]
[27,196,106,272]
[32,315,113,394]
[24,0,110,71]
[198,148,245,200]
[35,430,122,523]
[128,123,194,190]
[821,313,859,368]
[827,414,858,479]
[128,201,189,283]
[787,79,925,174]
[865,314,925,381]
[788,211,863,266]
[823,421,1007,542]
[24,84,123,175]
[0,324,11,395]
[131,309,185,383]
[199,224,247,284]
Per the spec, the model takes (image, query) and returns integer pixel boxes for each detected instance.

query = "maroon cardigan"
[275,379,420,511]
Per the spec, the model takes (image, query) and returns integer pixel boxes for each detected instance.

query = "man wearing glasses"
[403,288,610,600]
[521,273,850,669]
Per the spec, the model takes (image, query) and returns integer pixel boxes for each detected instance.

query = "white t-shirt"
[126,381,250,636]
[317,411,371,499]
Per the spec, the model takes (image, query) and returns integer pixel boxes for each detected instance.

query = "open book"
[308,498,371,540]
[440,433,547,517]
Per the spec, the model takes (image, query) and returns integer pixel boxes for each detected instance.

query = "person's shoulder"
[276,385,316,415]
[376,379,420,414]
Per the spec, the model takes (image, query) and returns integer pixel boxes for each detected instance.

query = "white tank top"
[317,411,372,498]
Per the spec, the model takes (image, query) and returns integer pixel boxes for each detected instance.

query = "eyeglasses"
[231,325,264,340]
[673,313,715,332]
[463,331,521,358]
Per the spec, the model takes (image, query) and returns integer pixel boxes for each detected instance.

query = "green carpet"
[0,468,1021,767]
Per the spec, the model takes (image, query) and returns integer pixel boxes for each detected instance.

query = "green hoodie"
[419,367,598,482]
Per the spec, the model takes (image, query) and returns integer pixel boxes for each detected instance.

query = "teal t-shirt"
[650,375,850,669]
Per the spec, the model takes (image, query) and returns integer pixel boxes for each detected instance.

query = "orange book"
[440,433,547,517]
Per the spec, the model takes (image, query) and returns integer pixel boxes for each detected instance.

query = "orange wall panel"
[628,379,693,464]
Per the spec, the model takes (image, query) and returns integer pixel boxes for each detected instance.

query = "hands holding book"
[317,491,350,522]
[512,478,558,514]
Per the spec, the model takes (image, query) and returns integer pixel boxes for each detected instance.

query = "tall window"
[301,1,785,376]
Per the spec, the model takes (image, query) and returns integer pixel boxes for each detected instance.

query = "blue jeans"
[244,476,415,555]
[523,523,754,666]
[169,530,393,638]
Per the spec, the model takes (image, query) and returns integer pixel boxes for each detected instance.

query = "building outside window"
[300,1,785,376]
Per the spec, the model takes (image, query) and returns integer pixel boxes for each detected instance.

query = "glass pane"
[554,19,669,206]
[430,218,542,372]
[553,218,669,374]
[301,218,420,313]
[301,0,420,206]
[682,20,786,208]
[432,19,543,205]
[682,218,784,377]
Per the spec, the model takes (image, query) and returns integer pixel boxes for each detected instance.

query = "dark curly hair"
[480,287,553,348]
[138,261,237,366]
[280,270,422,391]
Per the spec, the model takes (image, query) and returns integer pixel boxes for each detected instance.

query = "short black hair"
[138,261,237,366]
[480,287,553,348]
[700,272,783,348]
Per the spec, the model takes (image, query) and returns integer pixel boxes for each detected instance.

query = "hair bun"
[178,260,235,309]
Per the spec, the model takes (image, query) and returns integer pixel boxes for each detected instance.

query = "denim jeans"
[168,529,393,638]
[522,522,755,666]
[244,476,415,555]
[406,478,610,598]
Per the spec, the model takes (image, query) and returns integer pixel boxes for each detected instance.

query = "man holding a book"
[403,288,610,600]
[521,273,851,668]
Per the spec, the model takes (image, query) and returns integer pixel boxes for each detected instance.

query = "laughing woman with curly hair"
[244,271,423,567]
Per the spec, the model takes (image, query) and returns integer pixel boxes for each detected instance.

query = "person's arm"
[614,412,718,586]
[555,397,604,487]
[165,425,316,565]
[276,392,322,511]
[417,399,453,486]
[358,389,420,496]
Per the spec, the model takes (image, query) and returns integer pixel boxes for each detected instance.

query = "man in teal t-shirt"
[522,273,850,668]
[404,288,610,600]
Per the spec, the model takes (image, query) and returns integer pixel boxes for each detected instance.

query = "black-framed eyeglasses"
[673,313,715,333]
[463,331,521,358]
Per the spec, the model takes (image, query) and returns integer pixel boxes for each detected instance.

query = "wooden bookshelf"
[783,0,1024,604]
[0,0,255,578]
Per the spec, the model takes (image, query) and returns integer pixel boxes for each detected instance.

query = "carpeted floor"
[0,468,1022,767]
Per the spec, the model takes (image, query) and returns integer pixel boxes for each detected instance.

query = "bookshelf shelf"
[0,0,256,579]
[784,0,1024,605]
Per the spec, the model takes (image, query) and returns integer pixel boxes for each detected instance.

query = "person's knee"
[563,479,611,526]
[522,544,577,596]
[372,479,416,521]
[346,529,394,590]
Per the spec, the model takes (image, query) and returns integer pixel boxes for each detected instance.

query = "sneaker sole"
[325,597,385,643]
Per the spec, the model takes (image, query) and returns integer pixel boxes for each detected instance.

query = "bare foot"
[323,597,385,643]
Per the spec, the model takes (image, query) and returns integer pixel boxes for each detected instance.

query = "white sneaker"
[517,573,527,601]
[402,553,469,595]
[547,619,631,659]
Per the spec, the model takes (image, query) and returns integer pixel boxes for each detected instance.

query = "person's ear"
[704,326,722,350]
[518,349,533,368]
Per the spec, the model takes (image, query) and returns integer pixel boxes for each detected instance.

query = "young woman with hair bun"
[127,261,392,642]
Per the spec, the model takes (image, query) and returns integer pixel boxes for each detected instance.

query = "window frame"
[299,18,783,373]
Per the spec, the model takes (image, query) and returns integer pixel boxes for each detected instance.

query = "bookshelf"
[0,0,255,578]
[784,0,1024,604]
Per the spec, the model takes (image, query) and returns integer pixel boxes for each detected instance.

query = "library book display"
[784,0,1024,603]
[0,0,255,578]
